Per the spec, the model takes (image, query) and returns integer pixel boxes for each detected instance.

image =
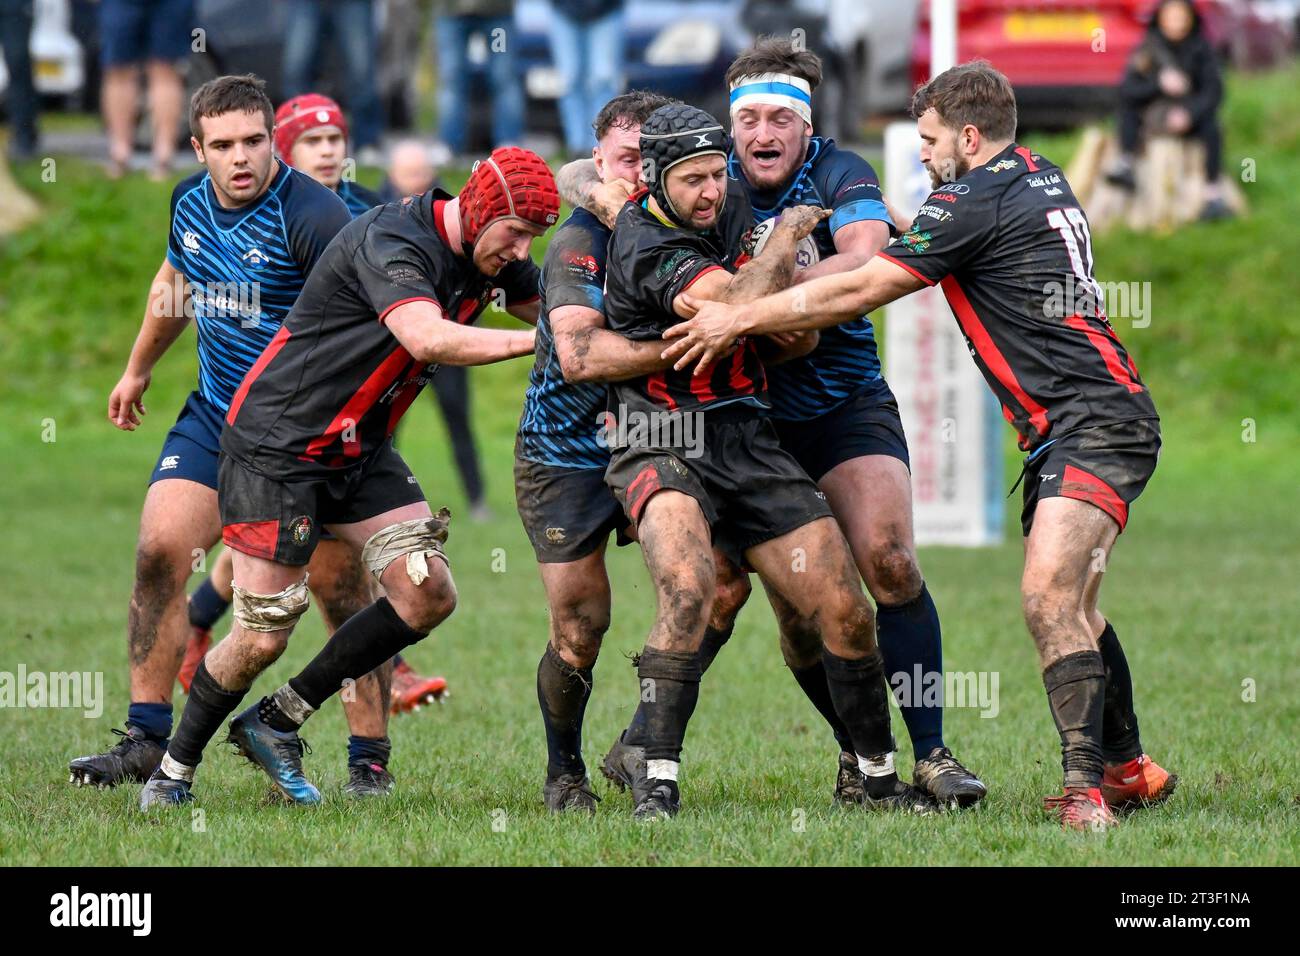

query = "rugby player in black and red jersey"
[593,103,934,819]
[182,93,449,723]
[140,147,559,809]
[667,62,1176,831]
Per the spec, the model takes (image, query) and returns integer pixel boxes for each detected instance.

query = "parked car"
[0,0,85,112]
[910,0,1293,128]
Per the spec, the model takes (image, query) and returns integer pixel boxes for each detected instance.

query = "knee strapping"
[361,509,452,586]
[232,575,311,632]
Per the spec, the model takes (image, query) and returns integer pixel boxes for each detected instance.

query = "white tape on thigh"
[231,575,311,633]
[361,508,452,586]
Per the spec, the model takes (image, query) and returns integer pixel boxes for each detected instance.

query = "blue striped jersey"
[516,208,611,470]
[166,161,352,412]
[729,137,895,421]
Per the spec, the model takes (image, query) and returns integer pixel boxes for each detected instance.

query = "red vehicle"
[910,1,1286,126]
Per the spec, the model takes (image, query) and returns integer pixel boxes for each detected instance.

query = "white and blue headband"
[728,72,813,126]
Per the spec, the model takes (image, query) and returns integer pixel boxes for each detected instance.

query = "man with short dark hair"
[70,74,400,798]
[668,61,1176,831]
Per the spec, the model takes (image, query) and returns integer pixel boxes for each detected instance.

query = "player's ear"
[191,137,205,164]
[962,124,980,157]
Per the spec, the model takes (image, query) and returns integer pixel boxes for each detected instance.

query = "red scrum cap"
[274,94,348,164]
[458,147,560,251]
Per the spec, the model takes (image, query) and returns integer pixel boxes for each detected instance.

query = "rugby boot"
[226,703,321,805]
[1101,754,1177,812]
[543,772,600,814]
[832,751,866,805]
[600,731,648,801]
[139,769,195,809]
[1044,786,1118,832]
[177,625,212,693]
[633,780,680,821]
[69,727,164,788]
[847,778,938,814]
[342,761,396,799]
[390,659,449,714]
[913,746,988,808]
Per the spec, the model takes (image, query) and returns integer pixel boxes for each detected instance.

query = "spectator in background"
[0,0,39,160]
[1106,0,1230,220]
[379,138,444,201]
[547,0,624,158]
[99,0,192,179]
[283,0,383,164]
[433,0,523,157]
[380,138,491,520]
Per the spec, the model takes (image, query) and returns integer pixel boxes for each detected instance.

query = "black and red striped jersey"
[603,182,768,420]
[221,189,540,477]
[879,143,1158,452]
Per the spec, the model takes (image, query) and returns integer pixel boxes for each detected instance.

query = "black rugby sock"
[537,644,593,778]
[821,648,898,797]
[167,660,248,769]
[1097,622,1143,764]
[696,623,735,673]
[1043,650,1107,790]
[624,624,732,747]
[289,598,425,710]
[637,648,702,764]
[789,660,856,754]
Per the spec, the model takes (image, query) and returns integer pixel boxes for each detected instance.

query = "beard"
[927,154,971,189]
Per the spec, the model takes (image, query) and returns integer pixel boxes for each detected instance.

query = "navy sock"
[126,701,173,742]
[187,577,231,631]
[347,735,392,767]
[875,582,946,760]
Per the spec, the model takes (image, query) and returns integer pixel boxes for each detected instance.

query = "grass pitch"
[1,69,1297,866]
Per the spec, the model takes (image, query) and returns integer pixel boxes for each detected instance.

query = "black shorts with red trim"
[772,380,910,482]
[514,450,632,564]
[604,411,833,566]
[219,440,427,566]
[1020,418,1160,536]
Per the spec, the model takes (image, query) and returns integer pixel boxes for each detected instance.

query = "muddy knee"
[869,544,923,605]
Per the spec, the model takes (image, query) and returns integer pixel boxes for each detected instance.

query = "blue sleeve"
[283,176,353,276]
[166,172,205,272]
[820,149,895,239]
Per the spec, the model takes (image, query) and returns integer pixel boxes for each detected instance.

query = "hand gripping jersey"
[603,181,766,421]
[729,137,895,421]
[166,162,353,412]
[878,143,1158,452]
[516,207,613,469]
[222,189,540,477]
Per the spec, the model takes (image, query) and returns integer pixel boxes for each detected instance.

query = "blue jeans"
[283,0,382,149]
[0,0,38,151]
[436,14,524,154]
[548,9,624,153]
